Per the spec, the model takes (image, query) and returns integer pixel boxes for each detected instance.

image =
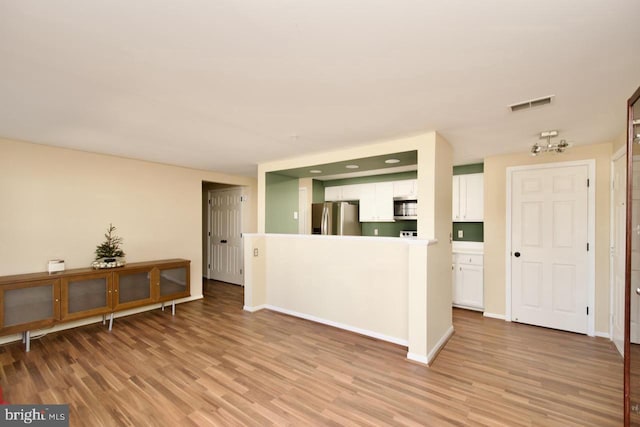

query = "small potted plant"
[92,224,126,269]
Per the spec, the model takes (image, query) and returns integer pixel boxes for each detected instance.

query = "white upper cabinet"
[359,182,394,222]
[325,186,342,201]
[325,179,413,222]
[392,179,417,199]
[452,173,484,222]
[341,184,365,201]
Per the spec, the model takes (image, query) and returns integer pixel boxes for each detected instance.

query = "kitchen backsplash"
[361,221,417,237]
[452,222,483,242]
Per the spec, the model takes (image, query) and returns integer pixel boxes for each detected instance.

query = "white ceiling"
[1,1,639,177]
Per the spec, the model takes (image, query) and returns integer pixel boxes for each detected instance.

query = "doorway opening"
[202,182,247,288]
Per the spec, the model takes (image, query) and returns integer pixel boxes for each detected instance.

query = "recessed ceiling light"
[385,159,400,164]
[309,170,322,174]
[345,164,359,169]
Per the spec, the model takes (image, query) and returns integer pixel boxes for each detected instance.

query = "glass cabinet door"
[61,272,112,321]
[1,279,60,333]
[113,268,154,310]
[158,264,190,301]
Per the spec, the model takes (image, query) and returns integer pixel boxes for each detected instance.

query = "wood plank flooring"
[0,280,622,426]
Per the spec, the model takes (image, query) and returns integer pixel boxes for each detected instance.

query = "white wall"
[260,234,409,342]
[483,142,612,333]
[248,131,454,363]
[0,137,257,299]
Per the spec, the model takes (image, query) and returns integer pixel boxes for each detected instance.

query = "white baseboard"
[243,304,267,312]
[595,331,611,339]
[426,325,454,364]
[483,312,506,320]
[406,352,429,364]
[264,305,408,347]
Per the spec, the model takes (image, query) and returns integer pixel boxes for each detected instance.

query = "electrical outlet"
[253,248,259,257]
[457,230,464,238]
[293,211,298,220]
[374,229,379,236]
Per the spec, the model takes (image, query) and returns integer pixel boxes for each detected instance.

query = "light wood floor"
[0,280,622,426]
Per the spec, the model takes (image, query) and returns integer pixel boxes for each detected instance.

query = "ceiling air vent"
[509,95,554,112]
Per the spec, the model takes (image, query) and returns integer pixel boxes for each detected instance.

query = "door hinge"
[208,199,211,205]
[587,242,590,251]
[208,231,211,237]
[587,179,590,188]
[208,263,211,269]
[240,268,243,275]
[586,306,589,315]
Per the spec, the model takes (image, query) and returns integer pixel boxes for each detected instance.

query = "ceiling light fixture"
[309,170,322,174]
[530,130,569,156]
[385,159,400,164]
[345,164,359,169]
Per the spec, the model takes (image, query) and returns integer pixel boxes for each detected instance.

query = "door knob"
[514,252,521,258]
[636,288,640,296]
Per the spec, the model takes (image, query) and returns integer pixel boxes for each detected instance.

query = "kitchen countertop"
[452,241,484,254]
[247,233,438,246]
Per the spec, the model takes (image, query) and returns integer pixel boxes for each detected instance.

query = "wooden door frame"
[611,145,627,351]
[624,85,640,427]
[206,186,245,283]
[505,159,596,336]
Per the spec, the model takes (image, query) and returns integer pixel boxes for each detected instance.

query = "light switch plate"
[457,230,464,238]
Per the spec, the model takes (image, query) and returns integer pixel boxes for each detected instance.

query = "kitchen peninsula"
[246,132,454,364]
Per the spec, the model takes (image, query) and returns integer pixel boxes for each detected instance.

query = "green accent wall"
[312,179,325,203]
[361,221,417,237]
[324,171,417,187]
[452,222,483,242]
[265,172,299,234]
[453,163,483,175]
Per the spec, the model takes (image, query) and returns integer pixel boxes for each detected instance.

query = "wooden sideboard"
[0,259,190,351]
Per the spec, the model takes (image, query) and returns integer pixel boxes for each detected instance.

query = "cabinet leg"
[161,302,165,311]
[172,300,175,316]
[24,331,30,352]
[102,314,106,325]
[108,313,114,331]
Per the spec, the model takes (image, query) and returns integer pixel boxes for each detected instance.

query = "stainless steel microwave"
[393,198,417,220]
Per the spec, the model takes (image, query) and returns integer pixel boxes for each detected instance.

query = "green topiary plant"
[95,223,125,261]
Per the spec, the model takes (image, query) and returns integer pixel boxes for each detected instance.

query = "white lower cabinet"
[452,253,483,310]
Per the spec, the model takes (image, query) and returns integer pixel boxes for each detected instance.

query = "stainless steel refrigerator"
[311,202,361,236]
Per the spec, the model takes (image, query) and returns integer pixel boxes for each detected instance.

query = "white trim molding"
[425,325,454,365]
[406,352,429,364]
[264,305,408,347]
[243,304,267,313]
[483,312,507,321]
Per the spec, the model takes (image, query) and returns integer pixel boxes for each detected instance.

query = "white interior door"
[612,153,626,353]
[511,164,589,334]
[209,188,243,285]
